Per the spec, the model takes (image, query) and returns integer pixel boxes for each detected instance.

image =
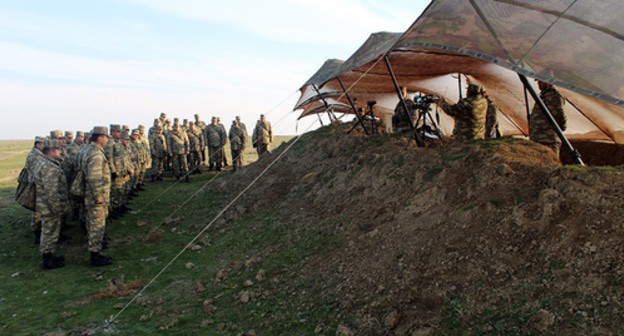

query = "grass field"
[0,136,344,335]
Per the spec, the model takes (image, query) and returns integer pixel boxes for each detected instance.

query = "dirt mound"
[216,123,624,335]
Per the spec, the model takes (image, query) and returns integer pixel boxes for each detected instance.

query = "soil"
[216,123,624,335]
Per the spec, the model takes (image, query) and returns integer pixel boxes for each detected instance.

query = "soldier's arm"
[553,94,567,131]
[86,153,106,204]
[268,123,273,143]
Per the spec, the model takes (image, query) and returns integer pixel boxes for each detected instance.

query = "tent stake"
[338,77,369,135]
[519,74,584,165]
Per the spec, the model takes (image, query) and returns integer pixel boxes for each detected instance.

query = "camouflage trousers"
[188,151,201,173]
[231,148,243,171]
[172,154,188,178]
[208,146,222,169]
[32,211,42,232]
[39,214,62,254]
[86,205,108,252]
[151,155,164,178]
[137,164,146,184]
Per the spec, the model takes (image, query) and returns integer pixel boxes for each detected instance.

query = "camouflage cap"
[138,124,145,130]
[92,126,110,136]
[110,124,121,132]
[43,139,60,149]
[84,132,91,139]
[76,131,85,137]
[50,130,63,139]
[121,130,130,140]
[132,129,140,136]
[35,136,45,143]
[122,125,130,131]
[65,131,74,138]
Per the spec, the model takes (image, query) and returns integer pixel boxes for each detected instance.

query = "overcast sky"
[0,0,429,139]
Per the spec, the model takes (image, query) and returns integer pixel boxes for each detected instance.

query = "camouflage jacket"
[104,138,128,176]
[485,97,501,138]
[167,130,189,155]
[252,121,272,146]
[24,147,44,179]
[205,124,226,147]
[126,142,139,172]
[33,155,70,217]
[149,133,167,158]
[394,98,418,127]
[139,137,151,164]
[187,130,202,153]
[441,95,487,141]
[130,139,147,165]
[529,86,567,145]
[82,144,111,207]
[229,125,247,151]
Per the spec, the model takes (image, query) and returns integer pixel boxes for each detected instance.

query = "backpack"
[15,168,36,211]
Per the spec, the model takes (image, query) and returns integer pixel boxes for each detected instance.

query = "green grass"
[0,136,342,335]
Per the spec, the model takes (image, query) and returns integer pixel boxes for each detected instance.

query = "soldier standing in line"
[104,124,127,219]
[205,117,226,171]
[217,117,228,167]
[194,114,207,165]
[229,121,246,172]
[187,123,202,174]
[137,125,150,189]
[149,125,167,182]
[168,123,190,182]
[438,83,488,141]
[66,131,85,220]
[252,114,273,156]
[529,80,567,157]
[124,130,140,197]
[33,139,70,269]
[24,136,45,244]
[235,116,248,165]
[83,127,112,266]
[74,133,92,233]
[163,119,173,171]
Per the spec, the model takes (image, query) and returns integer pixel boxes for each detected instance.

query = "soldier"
[194,114,207,165]
[136,126,150,189]
[24,136,45,243]
[484,93,502,139]
[159,112,167,126]
[187,123,202,174]
[168,123,190,181]
[529,80,567,156]
[148,118,161,140]
[438,83,488,141]
[392,86,417,133]
[229,121,246,172]
[33,139,70,269]
[149,125,167,181]
[104,124,130,219]
[205,117,226,171]
[124,130,140,197]
[163,119,173,171]
[235,116,248,165]
[252,114,273,156]
[217,117,228,167]
[66,131,85,219]
[83,127,112,266]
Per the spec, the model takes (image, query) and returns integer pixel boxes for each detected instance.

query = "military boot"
[42,253,65,269]
[185,175,190,183]
[90,252,112,266]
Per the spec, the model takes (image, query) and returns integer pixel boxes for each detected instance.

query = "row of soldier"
[23,113,275,269]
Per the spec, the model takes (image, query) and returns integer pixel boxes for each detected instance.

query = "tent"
[296,0,624,143]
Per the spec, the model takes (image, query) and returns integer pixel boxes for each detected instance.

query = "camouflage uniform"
[104,126,129,211]
[218,119,228,166]
[440,91,487,141]
[205,122,226,170]
[485,97,501,138]
[137,126,150,184]
[187,127,202,173]
[167,128,189,179]
[194,116,207,164]
[252,119,273,156]
[529,85,567,154]
[24,143,44,233]
[149,127,167,180]
[33,154,70,254]
[83,142,111,252]
[229,122,246,172]
[393,98,417,133]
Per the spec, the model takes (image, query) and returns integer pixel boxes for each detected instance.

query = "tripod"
[406,102,444,148]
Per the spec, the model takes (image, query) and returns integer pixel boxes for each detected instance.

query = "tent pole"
[313,84,337,122]
[337,77,369,135]
[458,73,463,100]
[383,56,417,140]
[523,86,531,131]
[316,113,324,126]
[519,74,584,165]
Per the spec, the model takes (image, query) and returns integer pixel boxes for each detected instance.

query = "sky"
[0,0,430,139]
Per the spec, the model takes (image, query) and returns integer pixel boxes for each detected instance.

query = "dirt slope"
[217,123,624,335]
